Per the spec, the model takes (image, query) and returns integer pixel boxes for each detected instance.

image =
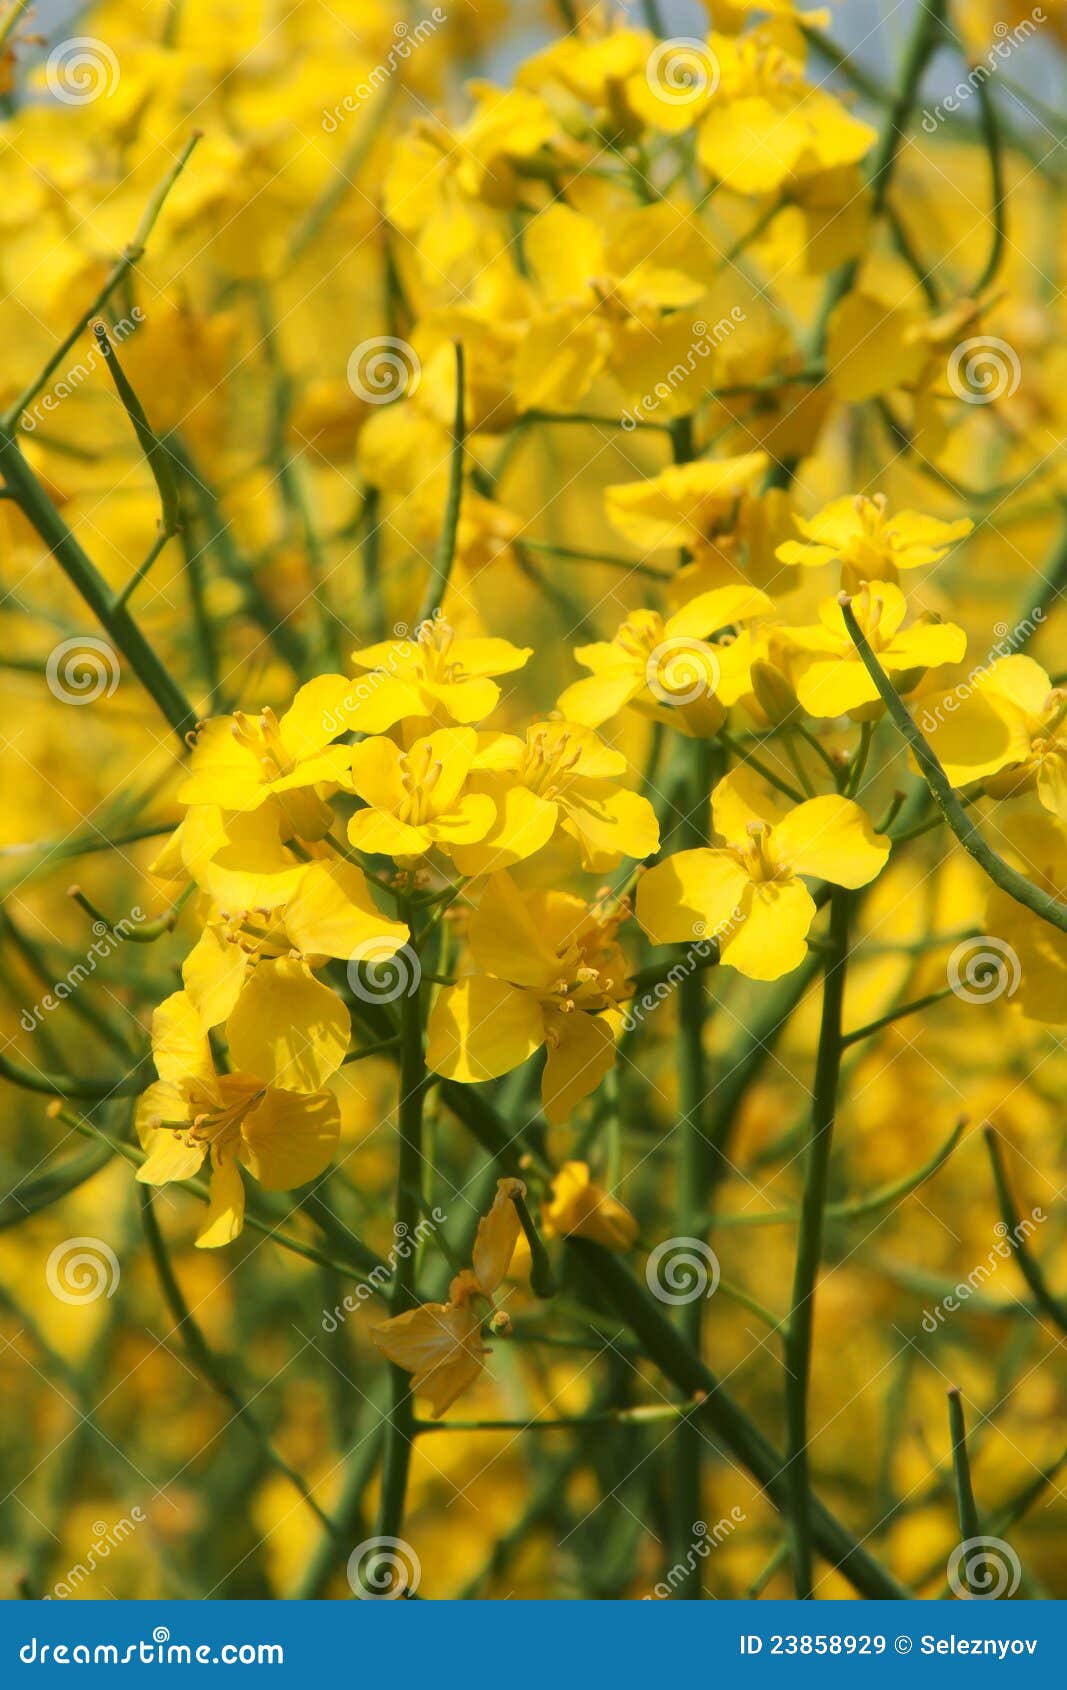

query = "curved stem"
[983,1125,1067,1333]
[841,595,1067,935]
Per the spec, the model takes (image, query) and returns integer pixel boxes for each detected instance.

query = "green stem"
[93,321,182,536]
[372,901,427,1572]
[947,1387,982,1554]
[841,984,956,1046]
[0,433,197,740]
[2,135,201,433]
[718,728,805,803]
[983,1125,1067,1333]
[568,1241,909,1600]
[842,596,1067,935]
[783,887,851,1599]
[417,341,465,626]
[140,1187,340,1539]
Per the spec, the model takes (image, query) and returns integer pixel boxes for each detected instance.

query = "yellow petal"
[543,1160,637,1251]
[720,879,815,980]
[372,1303,485,1419]
[426,977,544,1083]
[196,1150,246,1249]
[152,989,216,1088]
[541,1011,616,1125]
[770,796,889,887]
[636,848,749,946]
[283,859,409,960]
[240,1087,340,1191]
[712,765,786,843]
[472,1177,526,1294]
[182,925,249,1029]
[226,959,350,1091]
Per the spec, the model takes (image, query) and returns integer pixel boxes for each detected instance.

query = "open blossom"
[558,585,773,737]
[450,720,660,875]
[345,727,496,858]
[636,768,890,981]
[924,654,1067,821]
[177,677,362,839]
[427,873,630,1123]
[135,991,340,1248]
[782,582,967,720]
[776,493,973,591]
[348,621,532,733]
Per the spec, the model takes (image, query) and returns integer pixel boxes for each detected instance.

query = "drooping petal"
[371,1302,486,1419]
[472,1177,526,1294]
[196,1149,246,1249]
[541,1011,616,1125]
[226,959,350,1091]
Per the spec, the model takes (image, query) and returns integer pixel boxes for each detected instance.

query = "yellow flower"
[693,32,876,196]
[636,767,890,980]
[450,721,660,875]
[542,1161,638,1252]
[135,991,340,1249]
[604,454,769,559]
[922,655,1067,821]
[776,493,973,591]
[785,582,967,720]
[345,727,496,858]
[514,202,713,412]
[372,1178,526,1419]
[177,676,360,840]
[348,620,532,733]
[558,585,773,737]
[427,874,628,1123]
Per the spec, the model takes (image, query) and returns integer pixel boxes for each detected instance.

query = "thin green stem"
[372,898,427,1577]
[947,1388,982,1556]
[842,596,1067,935]
[783,887,852,1598]
[3,135,202,433]
[93,321,182,536]
[417,341,465,627]
[841,984,957,1046]
[568,1241,909,1600]
[983,1125,1067,1333]
[140,1187,340,1539]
